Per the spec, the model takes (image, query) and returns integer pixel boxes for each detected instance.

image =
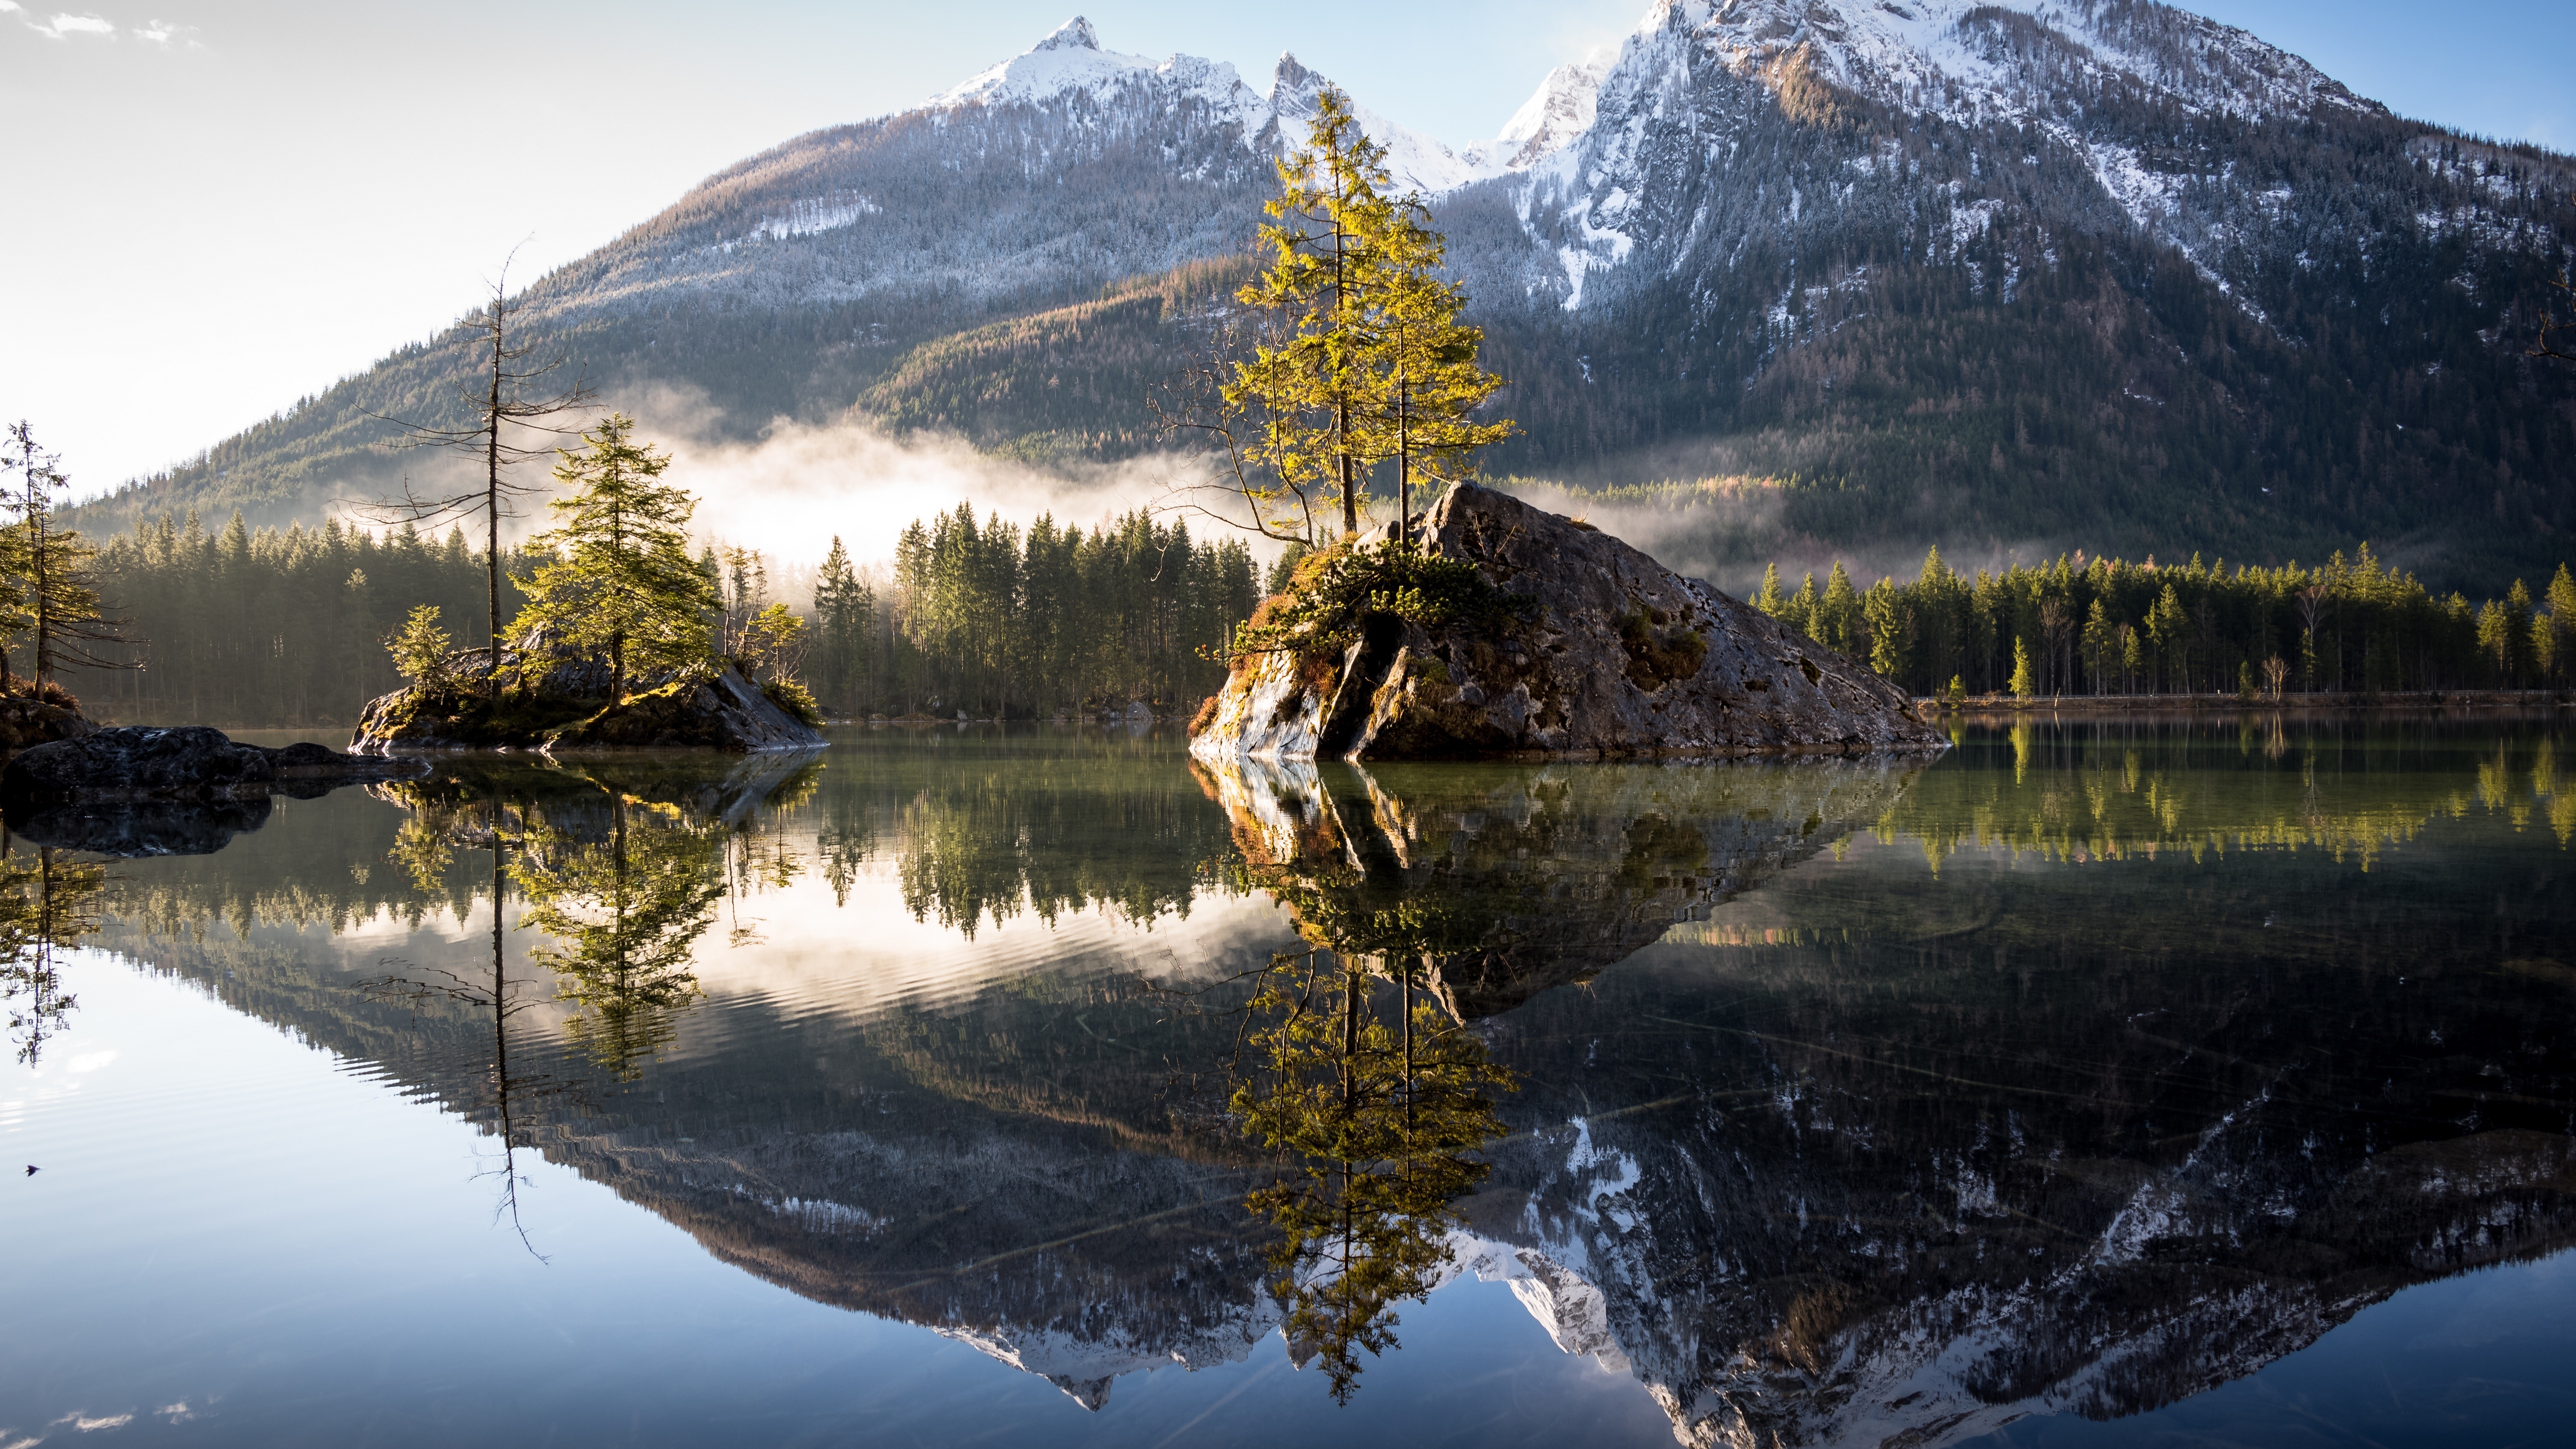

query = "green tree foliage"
[386,605,459,691]
[877,504,1256,717]
[1231,953,1514,1404]
[4,422,117,690]
[512,415,718,699]
[1766,544,2573,696]
[80,512,517,727]
[1175,87,1507,546]
[512,793,725,1080]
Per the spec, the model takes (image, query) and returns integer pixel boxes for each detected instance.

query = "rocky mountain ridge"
[79,1,2576,587]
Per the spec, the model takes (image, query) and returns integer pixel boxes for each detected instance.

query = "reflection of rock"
[0,729,427,853]
[1195,754,1917,1017]
[6,796,273,856]
[1192,485,1945,761]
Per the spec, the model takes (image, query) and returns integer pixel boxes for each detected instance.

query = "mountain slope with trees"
[61,2,2576,593]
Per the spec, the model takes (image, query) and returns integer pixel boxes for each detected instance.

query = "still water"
[3,718,2571,1447]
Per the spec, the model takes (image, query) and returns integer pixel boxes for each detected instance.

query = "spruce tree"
[510,415,716,700]
[4,422,117,691]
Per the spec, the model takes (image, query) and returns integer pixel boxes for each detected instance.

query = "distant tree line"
[86,512,529,727]
[806,505,1258,719]
[1754,546,2576,698]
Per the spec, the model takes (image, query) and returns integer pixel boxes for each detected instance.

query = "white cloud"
[135,19,190,45]
[26,12,115,38]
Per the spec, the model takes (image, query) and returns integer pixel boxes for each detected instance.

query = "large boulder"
[351,631,827,755]
[1191,485,1946,762]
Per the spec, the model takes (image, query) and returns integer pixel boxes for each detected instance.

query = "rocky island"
[350,629,827,755]
[1191,485,1945,762]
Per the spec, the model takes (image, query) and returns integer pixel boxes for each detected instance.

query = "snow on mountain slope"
[931,15,1581,196]
[1497,0,2421,317]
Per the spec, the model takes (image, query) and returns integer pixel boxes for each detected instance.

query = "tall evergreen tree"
[511,415,716,699]
[4,422,117,689]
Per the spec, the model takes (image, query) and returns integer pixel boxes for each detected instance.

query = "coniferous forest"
[1753,547,2576,700]
[69,502,1255,728]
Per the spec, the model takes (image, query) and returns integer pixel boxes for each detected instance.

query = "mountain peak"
[1271,52,1318,98]
[1032,16,1097,53]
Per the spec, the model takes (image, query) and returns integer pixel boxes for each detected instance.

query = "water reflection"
[0,843,105,1063]
[29,722,2576,1445]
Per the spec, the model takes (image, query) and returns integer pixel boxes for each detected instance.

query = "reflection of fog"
[49,729,2576,1443]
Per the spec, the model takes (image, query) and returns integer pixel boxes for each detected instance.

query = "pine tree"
[1818,562,1862,656]
[2009,635,2036,699]
[510,415,716,699]
[811,535,873,711]
[1753,562,1785,616]
[1358,183,1511,544]
[4,422,118,691]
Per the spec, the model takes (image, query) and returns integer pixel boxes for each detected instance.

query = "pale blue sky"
[4,0,2567,495]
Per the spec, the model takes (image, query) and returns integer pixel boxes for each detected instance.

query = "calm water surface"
[3,718,2571,1447]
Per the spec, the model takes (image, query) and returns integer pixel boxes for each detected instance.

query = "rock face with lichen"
[1191,485,1943,762]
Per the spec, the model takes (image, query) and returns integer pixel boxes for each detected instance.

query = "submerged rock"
[1191,484,1943,762]
[350,631,827,755]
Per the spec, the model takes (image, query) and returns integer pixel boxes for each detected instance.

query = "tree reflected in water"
[1230,942,1516,1403]
[512,790,726,1081]
[0,843,106,1065]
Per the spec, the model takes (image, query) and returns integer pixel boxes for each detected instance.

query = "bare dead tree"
[366,819,575,1261]
[356,249,595,691]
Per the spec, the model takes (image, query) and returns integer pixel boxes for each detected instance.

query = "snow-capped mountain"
[89,3,2575,586]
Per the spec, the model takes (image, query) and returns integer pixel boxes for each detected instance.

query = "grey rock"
[1192,484,1946,762]
[0,727,428,849]
[349,628,827,755]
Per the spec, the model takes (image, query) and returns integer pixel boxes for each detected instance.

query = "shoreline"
[1915,689,2573,716]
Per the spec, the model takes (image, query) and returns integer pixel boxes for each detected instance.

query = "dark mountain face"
[83,2,2576,590]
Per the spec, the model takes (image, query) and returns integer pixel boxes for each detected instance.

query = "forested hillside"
[58,1,2576,597]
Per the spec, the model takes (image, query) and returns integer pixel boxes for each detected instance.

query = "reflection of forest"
[47,730,2576,1443]
[1901,718,2576,865]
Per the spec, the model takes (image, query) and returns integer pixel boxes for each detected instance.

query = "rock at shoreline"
[0,727,428,852]
[350,632,827,755]
[0,696,97,752]
[1191,485,1945,762]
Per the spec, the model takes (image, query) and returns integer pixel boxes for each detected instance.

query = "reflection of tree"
[1230,949,1514,1403]
[369,826,572,1258]
[513,793,724,1080]
[0,843,106,1065]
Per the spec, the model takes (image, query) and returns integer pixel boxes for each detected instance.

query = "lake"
[3,717,2570,1448]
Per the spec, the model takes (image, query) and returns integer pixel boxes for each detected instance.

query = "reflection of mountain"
[1196,756,1918,1017]
[73,733,2576,1439]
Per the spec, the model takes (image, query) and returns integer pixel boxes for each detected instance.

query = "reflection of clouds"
[678,870,1294,1025]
